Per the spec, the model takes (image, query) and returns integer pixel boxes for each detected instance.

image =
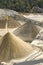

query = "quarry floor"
[0,14,43,65]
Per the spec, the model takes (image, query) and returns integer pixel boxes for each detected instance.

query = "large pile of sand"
[0,17,21,28]
[0,32,33,62]
[13,22,41,42]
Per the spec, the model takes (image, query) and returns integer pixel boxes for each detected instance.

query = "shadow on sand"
[14,59,43,65]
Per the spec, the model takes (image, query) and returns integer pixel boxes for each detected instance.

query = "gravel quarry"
[0,11,43,65]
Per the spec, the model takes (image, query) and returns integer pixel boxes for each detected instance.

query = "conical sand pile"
[13,22,41,42]
[0,17,20,28]
[0,32,33,62]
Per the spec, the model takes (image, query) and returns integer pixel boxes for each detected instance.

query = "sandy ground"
[23,14,43,23]
[0,14,43,65]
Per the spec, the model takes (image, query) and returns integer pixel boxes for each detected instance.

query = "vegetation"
[0,0,43,12]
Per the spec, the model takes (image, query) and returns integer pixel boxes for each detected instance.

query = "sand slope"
[13,22,41,42]
[0,32,33,62]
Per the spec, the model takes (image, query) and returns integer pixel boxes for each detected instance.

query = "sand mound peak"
[0,32,33,62]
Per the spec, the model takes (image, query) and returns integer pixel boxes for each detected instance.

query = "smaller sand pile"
[0,32,33,62]
[13,22,41,42]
